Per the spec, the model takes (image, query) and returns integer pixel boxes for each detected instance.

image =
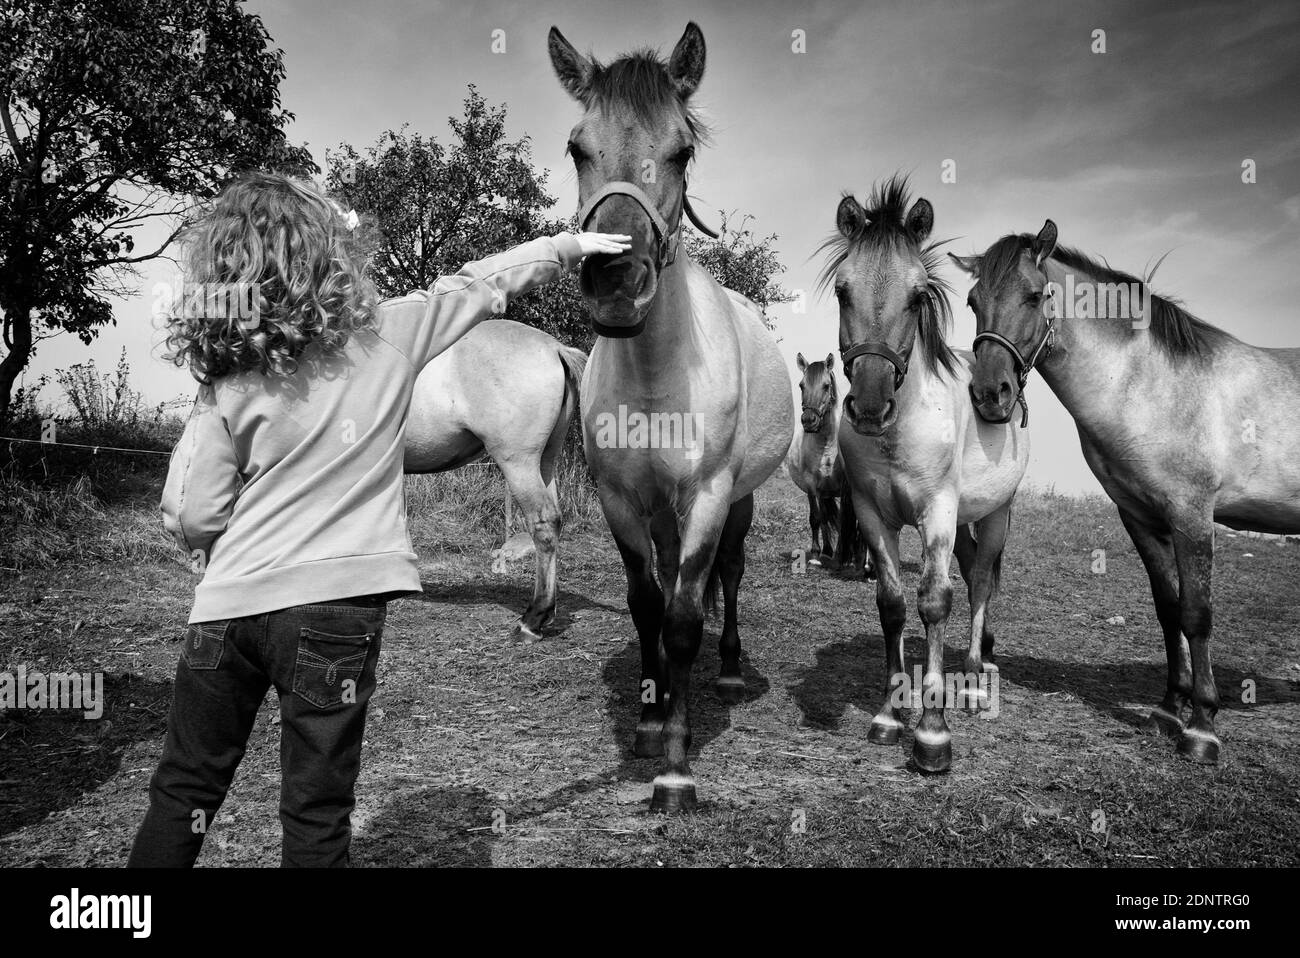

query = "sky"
[22,0,1300,494]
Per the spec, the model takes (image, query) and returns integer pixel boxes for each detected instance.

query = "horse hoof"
[715,675,746,704]
[510,622,543,645]
[649,775,697,814]
[633,721,664,758]
[867,719,902,745]
[1143,707,1184,738]
[911,730,952,773]
[1176,730,1221,764]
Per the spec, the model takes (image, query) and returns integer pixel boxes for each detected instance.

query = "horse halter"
[970,285,1057,428]
[841,340,910,391]
[577,179,718,271]
[800,385,836,433]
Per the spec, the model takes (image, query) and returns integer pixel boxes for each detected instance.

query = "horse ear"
[905,198,934,242]
[836,195,866,238]
[796,352,807,372]
[948,252,980,278]
[1033,219,1058,268]
[825,353,835,371]
[668,22,706,99]
[549,26,593,101]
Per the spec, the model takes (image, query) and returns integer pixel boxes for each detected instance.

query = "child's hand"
[573,232,633,257]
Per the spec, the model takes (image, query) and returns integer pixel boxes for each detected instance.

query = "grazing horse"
[826,177,1028,772]
[785,352,861,571]
[957,220,1300,764]
[549,22,792,811]
[404,319,586,643]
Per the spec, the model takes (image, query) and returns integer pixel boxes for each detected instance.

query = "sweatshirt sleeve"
[390,233,584,370]
[160,384,241,565]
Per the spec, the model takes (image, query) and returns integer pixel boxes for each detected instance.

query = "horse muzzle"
[843,392,896,436]
[581,253,659,338]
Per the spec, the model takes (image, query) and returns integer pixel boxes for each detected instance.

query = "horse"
[825,176,1029,773]
[404,319,586,643]
[957,220,1300,764]
[785,352,864,573]
[549,22,793,812]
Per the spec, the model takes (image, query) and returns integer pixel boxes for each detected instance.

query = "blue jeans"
[128,596,386,868]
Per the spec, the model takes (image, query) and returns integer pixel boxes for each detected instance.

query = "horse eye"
[671,147,695,166]
[567,141,587,164]
[1026,291,1042,306]
[835,286,848,304]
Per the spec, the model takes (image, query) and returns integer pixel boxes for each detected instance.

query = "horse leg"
[954,508,1009,712]
[913,507,957,773]
[651,492,731,814]
[805,492,822,563]
[599,490,666,758]
[817,493,838,559]
[1170,514,1220,763]
[832,492,856,571]
[854,498,906,745]
[498,459,560,644]
[714,493,753,703]
[1118,508,1192,737]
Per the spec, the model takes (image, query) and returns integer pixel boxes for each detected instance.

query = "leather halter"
[970,286,1057,428]
[577,179,718,271]
[840,340,910,391]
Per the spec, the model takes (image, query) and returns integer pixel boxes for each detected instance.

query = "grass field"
[2,467,1299,867]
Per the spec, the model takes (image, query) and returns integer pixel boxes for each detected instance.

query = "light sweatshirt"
[161,233,584,624]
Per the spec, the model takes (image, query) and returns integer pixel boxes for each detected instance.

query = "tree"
[0,0,315,423]
[684,211,791,327]
[325,87,555,299]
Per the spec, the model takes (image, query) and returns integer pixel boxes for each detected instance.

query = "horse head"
[795,352,838,433]
[821,176,957,436]
[549,23,709,337]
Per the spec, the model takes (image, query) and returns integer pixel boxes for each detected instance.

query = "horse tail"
[557,345,587,396]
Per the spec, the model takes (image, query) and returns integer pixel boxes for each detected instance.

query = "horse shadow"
[990,648,1300,724]
[788,632,888,730]
[0,673,172,841]
[599,627,772,785]
[785,633,1300,733]
[413,577,621,635]
[353,785,494,867]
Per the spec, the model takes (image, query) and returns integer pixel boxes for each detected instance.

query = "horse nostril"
[881,399,895,423]
[997,380,1013,402]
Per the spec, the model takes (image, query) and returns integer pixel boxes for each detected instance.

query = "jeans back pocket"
[180,621,229,670]
[292,628,375,708]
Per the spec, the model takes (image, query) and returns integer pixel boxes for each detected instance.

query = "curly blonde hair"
[162,171,378,383]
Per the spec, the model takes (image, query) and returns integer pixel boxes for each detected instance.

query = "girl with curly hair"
[128,171,628,867]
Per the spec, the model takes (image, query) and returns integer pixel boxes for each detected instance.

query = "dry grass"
[2,466,1298,868]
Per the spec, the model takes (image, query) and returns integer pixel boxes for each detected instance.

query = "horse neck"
[597,256,701,382]
[1036,258,1145,431]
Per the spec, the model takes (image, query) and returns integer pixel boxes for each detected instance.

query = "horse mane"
[816,174,959,379]
[579,49,711,144]
[980,233,1235,358]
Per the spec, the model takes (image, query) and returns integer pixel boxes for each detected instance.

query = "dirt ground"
[2,480,1299,867]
